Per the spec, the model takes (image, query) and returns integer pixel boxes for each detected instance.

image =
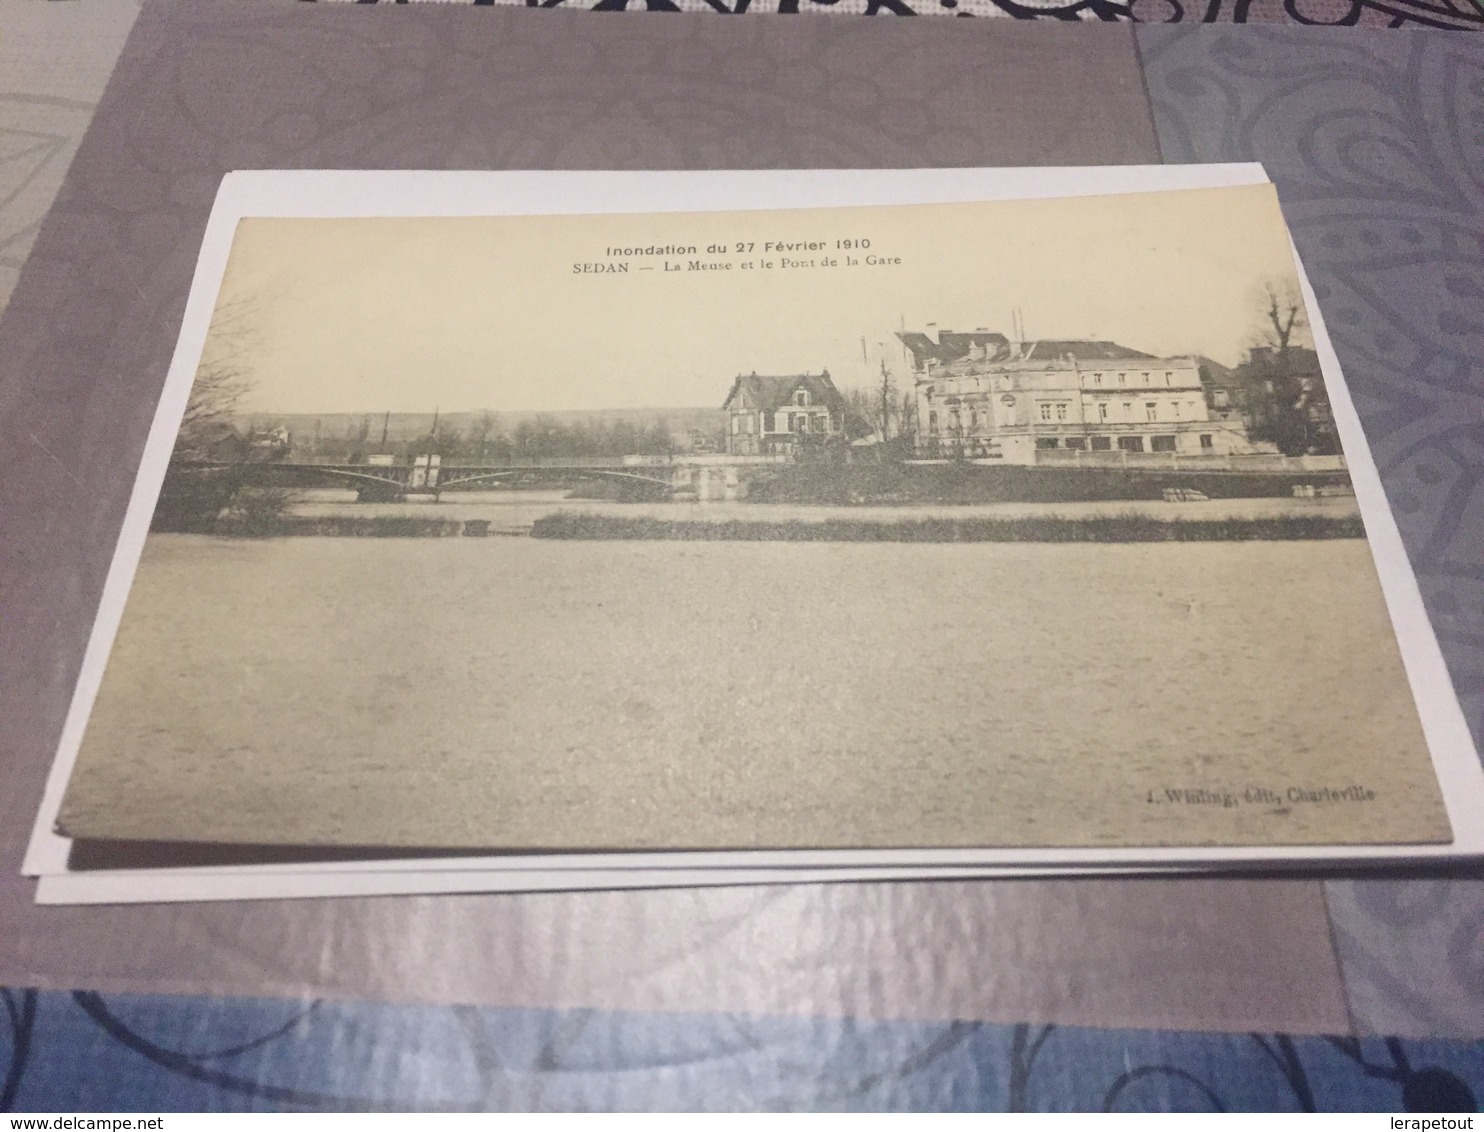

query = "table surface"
[0,0,1481,1110]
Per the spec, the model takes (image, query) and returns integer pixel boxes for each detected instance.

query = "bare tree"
[1256,278,1309,356]
[842,366,901,441]
[875,360,897,440]
[1246,277,1318,456]
[154,294,299,532]
[175,295,258,458]
[899,390,917,438]
[945,402,967,461]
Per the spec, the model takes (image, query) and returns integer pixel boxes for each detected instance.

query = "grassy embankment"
[204,510,1365,541]
[747,461,1352,506]
[530,512,1365,543]
[214,515,475,538]
[187,461,1358,540]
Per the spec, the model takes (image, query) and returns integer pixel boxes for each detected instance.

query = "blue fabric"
[2,988,1480,1111]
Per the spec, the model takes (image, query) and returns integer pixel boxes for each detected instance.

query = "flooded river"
[60,527,1449,852]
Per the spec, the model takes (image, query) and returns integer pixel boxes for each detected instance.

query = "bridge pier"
[355,483,407,503]
[670,464,747,501]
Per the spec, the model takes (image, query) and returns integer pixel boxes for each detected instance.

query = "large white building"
[896,330,1253,464]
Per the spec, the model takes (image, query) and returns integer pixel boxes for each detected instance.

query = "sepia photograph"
[54,183,1453,853]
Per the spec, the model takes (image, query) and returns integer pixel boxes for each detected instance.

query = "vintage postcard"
[36,170,1484,869]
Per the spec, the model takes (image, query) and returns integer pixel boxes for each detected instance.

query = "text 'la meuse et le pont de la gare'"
[573,239,902,274]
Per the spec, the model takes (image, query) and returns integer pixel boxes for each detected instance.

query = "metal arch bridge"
[173,459,679,494]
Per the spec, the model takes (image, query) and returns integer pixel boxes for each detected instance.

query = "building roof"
[898,330,1165,369]
[1191,355,1237,384]
[897,330,1010,367]
[1017,340,1157,362]
[721,371,846,412]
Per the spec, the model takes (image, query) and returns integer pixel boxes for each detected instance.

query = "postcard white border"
[25,165,1484,904]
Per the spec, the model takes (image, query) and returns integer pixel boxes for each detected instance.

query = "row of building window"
[1086,371,1180,388]
[930,399,1203,432]
[1037,400,1202,424]
[1081,400,1203,423]
[926,371,1191,397]
[730,411,837,435]
[1031,434,1215,452]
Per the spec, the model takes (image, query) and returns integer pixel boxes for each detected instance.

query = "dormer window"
[794,389,810,407]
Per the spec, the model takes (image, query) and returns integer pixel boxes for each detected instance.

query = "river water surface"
[59,522,1450,852]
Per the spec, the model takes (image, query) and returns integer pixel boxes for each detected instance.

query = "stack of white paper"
[27,166,1484,904]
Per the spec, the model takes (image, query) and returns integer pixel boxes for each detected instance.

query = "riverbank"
[748,461,1353,505]
[216,515,479,538]
[530,512,1366,542]
[207,498,1366,541]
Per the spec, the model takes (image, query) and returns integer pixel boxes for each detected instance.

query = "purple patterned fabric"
[305,0,1484,32]
[2,988,1481,1111]
[1141,23,1484,1041]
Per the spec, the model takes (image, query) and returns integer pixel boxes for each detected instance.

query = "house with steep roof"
[721,371,850,456]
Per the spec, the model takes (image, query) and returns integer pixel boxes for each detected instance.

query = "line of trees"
[292,413,691,464]
[430,413,683,462]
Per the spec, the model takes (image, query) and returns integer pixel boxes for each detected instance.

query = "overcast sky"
[204,184,1308,415]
